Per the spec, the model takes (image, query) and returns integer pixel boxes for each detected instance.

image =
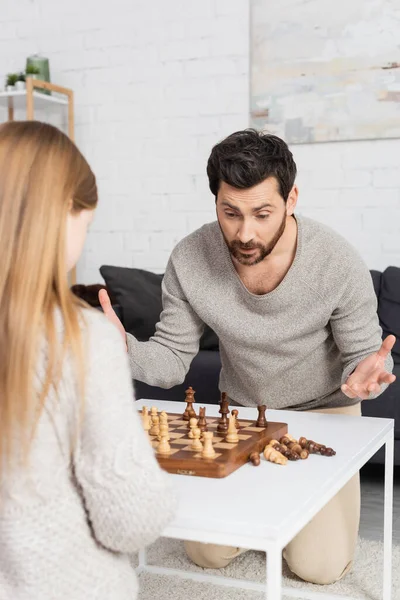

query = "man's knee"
[284,551,353,585]
[184,540,245,569]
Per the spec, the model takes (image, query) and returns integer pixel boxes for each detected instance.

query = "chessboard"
[145,411,288,479]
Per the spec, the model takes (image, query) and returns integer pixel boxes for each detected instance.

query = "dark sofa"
[100,265,400,466]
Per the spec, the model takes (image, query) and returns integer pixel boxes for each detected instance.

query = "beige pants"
[185,402,361,586]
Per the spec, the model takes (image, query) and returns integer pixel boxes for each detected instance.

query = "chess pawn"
[142,407,151,437]
[158,420,170,442]
[191,428,203,451]
[149,414,160,437]
[157,435,171,455]
[201,431,216,459]
[188,417,198,439]
[231,409,240,430]
[225,414,239,443]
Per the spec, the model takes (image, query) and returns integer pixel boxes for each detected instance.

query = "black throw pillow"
[379,266,400,363]
[100,265,219,351]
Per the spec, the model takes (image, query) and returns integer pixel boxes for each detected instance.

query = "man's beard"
[225,213,287,266]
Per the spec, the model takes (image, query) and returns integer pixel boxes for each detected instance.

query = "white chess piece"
[149,414,160,437]
[191,428,203,451]
[142,407,151,438]
[158,419,170,441]
[201,431,216,459]
[157,435,171,455]
[225,414,239,443]
[188,417,198,439]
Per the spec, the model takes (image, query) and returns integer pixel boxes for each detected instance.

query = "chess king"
[99,129,396,586]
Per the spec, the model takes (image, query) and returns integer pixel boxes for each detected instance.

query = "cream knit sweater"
[0,309,176,600]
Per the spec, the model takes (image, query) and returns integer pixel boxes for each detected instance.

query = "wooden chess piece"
[249,452,260,466]
[198,407,208,432]
[158,418,170,442]
[263,444,287,465]
[298,436,336,456]
[183,386,196,421]
[142,407,151,437]
[231,409,240,430]
[149,414,160,437]
[157,434,171,455]
[217,394,229,433]
[269,440,299,461]
[188,417,198,439]
[225,414,239,443]
[191,428,203,451]
[256,405,268,428]
[201,431,216,459]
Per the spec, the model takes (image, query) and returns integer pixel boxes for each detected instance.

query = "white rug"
[135,537,400,600]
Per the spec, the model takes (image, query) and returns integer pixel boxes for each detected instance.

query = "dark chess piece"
[182,386,196,421]
[256,405,268,428]
[217,393,229,432]
[198,406,208,432]
[249,452,260,466]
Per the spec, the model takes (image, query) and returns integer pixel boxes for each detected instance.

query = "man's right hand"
[99,289,128,350]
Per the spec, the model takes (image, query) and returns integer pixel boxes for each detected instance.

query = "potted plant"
[25,64,40,79]
[5,73,18,91]
[15,72,26,91]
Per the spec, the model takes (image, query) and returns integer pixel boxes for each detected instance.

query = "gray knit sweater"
[0,309,176,600]
[128,216,393,410]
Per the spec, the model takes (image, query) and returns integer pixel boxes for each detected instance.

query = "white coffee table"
[136,399,394,600]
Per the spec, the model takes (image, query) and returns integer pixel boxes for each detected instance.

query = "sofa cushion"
[370,270,382,298]
[378,266,400,363]
[100,265,219,350]
[134,349,222,404]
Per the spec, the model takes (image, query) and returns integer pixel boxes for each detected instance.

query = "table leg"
[383,430,394,600]
[266,545,282,600]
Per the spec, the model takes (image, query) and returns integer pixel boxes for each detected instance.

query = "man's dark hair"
[207,129,297,201]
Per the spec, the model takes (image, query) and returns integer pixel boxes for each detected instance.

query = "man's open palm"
[99,289,127,348]
[341,335,397,400]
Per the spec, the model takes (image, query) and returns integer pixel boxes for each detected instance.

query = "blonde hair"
[0,121,98,471]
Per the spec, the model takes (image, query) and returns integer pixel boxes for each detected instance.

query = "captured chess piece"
[225,414,239,443]
[191,427,203,451]
[198,406,208,432]
[269,439,300,461]
[183,386,196,421]
[263,444,287,465]
[299,437,336,456]
[249,452,261,466]
[217,393,230,433]
[256,405,268,428]
[201,431,216,459]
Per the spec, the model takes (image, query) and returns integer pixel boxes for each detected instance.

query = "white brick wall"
[1,0,399,282]
[295,139,400,270]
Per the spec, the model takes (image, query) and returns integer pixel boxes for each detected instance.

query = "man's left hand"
[341,335,397,400]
